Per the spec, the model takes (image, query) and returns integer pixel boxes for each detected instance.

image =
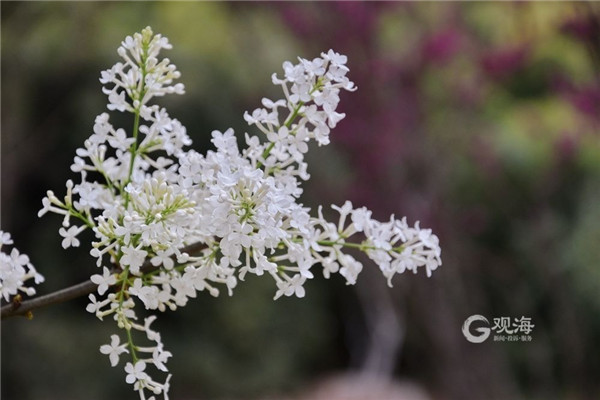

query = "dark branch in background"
[1,241,207,320]
[1,279,98,320]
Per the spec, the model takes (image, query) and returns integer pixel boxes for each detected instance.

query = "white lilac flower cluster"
[0,231,44,303]
[38,27,441,399]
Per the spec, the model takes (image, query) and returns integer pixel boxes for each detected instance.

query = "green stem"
[123,40,149,208]
[296,238,405,254]
[259,142,275,165]
[123,109,141,208]
[257,101,304,168]
[69,208,95,229]
[283,102,303,128]
[257,78,324,168]
[315,239,364,249]
[94,164,115,194]
[117,266,138,361]
[118,267,130,301]
[126,326,138,362]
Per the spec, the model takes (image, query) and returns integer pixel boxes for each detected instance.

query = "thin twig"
[1,279,98,320]
[1,241,207,320]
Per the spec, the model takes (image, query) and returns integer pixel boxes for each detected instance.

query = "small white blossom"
[90,266,118,295]
[0,231,44,302]
[100,334,129,367]
[1,231,13,245]
[125,361,149,385]
[120,246,148,275]
[151,344,172,372]
[274,274,306,300]
[86,293,104,315]
[58,225,85,249]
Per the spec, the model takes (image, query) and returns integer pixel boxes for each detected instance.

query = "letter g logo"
[462,314,491,343]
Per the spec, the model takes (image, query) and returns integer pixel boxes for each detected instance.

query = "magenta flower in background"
[422,28,462,65]
[480,45,530,81]
[561,13,600,45]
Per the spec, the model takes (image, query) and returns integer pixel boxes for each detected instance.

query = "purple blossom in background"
[561,13,600,45]
[480,45,530,81]
[278,2,443,223]
[567,84,600,122]
[422,28,462,65]
[554,74,600,123]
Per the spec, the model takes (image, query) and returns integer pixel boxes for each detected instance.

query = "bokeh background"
[2,2,600,400]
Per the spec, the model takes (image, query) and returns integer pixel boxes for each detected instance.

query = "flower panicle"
[38,28,441,400]
[0,231,45,303]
